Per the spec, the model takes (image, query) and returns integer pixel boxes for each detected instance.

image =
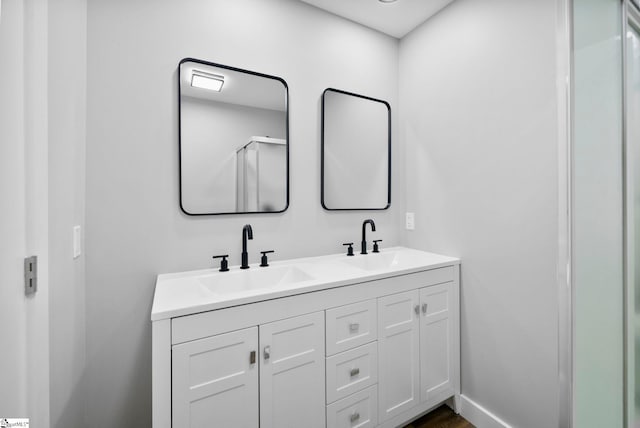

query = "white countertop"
[151,246,459,321]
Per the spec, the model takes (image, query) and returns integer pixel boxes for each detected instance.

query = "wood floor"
[403,405,475,428]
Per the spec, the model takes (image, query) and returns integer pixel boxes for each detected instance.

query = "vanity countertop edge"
[151,246,460,322]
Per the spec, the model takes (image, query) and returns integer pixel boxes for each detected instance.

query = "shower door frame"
[558,1,573,427]
[623,3,640,426]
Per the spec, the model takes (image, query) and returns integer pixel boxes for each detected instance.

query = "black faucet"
[241,224,253,269]
[361,219,376,255]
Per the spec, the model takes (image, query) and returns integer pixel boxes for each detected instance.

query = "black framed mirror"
[321,88,391,211]
[178,58,289,215]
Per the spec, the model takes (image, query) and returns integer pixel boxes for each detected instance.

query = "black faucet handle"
[260,250,275,267]
[212,254,229,272]
[373,240,383,253]
[342,243,355,256]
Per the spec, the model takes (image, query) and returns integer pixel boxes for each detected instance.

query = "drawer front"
[171,267,454,345]
[326,299,377,356]
[326,342,378,404]
[326,385,378,428]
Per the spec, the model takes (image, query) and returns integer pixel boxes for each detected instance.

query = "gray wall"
[48,0,87,427]
[55,0,565,426]
[85,0,400,425]
[399,1,560,427]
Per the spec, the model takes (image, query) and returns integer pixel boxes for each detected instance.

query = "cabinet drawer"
[326,299,377,356]
[326,342,378,404]
[326,385,378,428]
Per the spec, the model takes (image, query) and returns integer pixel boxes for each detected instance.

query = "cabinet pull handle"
[250,350,256,365]
[350,368,360,377]
[350,412,360,422]
[263,346,271,361]
[422,303,428,314]
[349,322,359,332]
[414,305,420,315]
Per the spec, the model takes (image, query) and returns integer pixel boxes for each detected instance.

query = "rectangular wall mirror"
[321,88,391,210]
[178,58,289,215]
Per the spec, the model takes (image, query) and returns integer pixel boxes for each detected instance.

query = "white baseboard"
[459,395,512,428]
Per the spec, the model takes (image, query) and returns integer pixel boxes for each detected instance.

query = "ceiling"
[180,61,286,112]
[299,0,455,39]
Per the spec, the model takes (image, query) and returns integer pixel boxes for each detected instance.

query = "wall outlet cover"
[405,212,415,230]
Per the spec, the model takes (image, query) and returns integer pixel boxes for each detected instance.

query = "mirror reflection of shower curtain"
[236,137,286,212]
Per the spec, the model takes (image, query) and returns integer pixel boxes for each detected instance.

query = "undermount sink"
[340,251,403,271]
[198,265,314,295]
[152,246,461,320]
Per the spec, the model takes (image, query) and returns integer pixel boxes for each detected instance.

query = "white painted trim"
[24,0,50,425]
[152,319,171,428]
[459,395,512,428]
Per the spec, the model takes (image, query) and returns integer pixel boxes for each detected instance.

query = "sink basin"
[198,265,314,295]
[152,246,461,320]
[340,252,403,271]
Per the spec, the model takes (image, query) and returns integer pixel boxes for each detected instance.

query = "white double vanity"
[152,247,460,428]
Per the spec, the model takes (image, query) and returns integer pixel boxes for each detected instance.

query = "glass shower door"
[627,11,640,427]
[573,0,625,426]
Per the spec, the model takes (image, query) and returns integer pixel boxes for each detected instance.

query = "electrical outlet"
[405,212,415,230]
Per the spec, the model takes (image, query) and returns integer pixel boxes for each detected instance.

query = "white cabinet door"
[172,327,258,428]
[419,283,453,402]
[377,290,420,423]
[260,311,325,428]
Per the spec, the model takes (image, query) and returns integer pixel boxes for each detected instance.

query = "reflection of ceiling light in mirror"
[191,70,225,91]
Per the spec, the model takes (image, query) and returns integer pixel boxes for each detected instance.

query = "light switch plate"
[73,225,81,259]
[405,212,415,230]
